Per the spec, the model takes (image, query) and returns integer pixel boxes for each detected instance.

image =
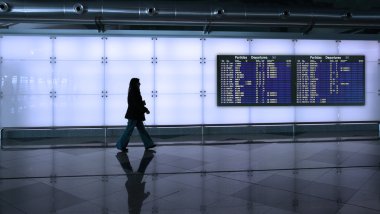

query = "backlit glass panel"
[55,37,103,60]
[106,37,153,60]
[155,94,201,125]
[2,36,51,60]
[156,38,202,60]
[156,61,201,94]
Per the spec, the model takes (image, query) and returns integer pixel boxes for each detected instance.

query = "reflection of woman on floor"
[116,150,155,214]
[116,78,156,152]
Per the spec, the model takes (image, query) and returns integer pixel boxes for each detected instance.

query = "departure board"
[217,55,365,106]
[217,55,293,106]
[295,55,365,105]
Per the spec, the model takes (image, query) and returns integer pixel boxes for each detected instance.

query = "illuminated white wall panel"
[203,61,217,94]
[105,61,154,94]
[295,106,338,122]
[155,94,201,125]
[0,36,378,127]
[2,61,52,95]
[365,62,378,93]
[339,40,379,62]
[106,37,153,60]
[105,95,128,126]
[339,92,380,121]
[251,39,294,54]
[295,40,338,54]
[204,38,249,61]
[1,60,52,127]
[251,107,295,123]
[54,95,103,126]
[156,61,201,94]
[156,38,202,60]
[1,95,52,127]
[54,61,103,94]
[204,94,249,124]
[2,36,51,60]
[55,37,103,60]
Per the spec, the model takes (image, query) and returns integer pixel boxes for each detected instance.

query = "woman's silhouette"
[116,78,156,152]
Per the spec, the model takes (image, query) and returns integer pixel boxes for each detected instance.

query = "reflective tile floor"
[0,140,379,214]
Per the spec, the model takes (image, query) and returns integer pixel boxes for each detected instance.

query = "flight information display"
[295,55,365,105]
[218,55,293,105]
[217,55,365,106]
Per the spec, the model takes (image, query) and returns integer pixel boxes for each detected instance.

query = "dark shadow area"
[1,122,378,149]
[116,150,155,214]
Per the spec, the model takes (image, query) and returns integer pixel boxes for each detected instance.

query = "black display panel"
[217,55,365,106]
[217,55,293,106]
[295,55,365,105]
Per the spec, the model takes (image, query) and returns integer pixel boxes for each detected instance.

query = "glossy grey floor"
[0,140,379,214]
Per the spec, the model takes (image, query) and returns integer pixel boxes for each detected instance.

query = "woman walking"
[116,78,156,152]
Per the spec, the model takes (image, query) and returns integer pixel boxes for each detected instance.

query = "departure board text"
[295,55,364,105]
[217,55,365,106]
[218,55,292,105]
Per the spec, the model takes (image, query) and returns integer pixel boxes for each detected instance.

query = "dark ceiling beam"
[340,28,365,34]
[1,0,380,29]
[0,22,14,28]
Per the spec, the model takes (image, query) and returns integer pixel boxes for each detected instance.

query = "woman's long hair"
[128,78,141,96]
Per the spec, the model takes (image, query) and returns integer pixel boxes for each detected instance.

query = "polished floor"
[0,140,379,214]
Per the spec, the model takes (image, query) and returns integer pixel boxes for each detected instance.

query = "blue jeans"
[116,119,154,149]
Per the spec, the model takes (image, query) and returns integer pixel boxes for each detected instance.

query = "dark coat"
[125,89,148,121]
